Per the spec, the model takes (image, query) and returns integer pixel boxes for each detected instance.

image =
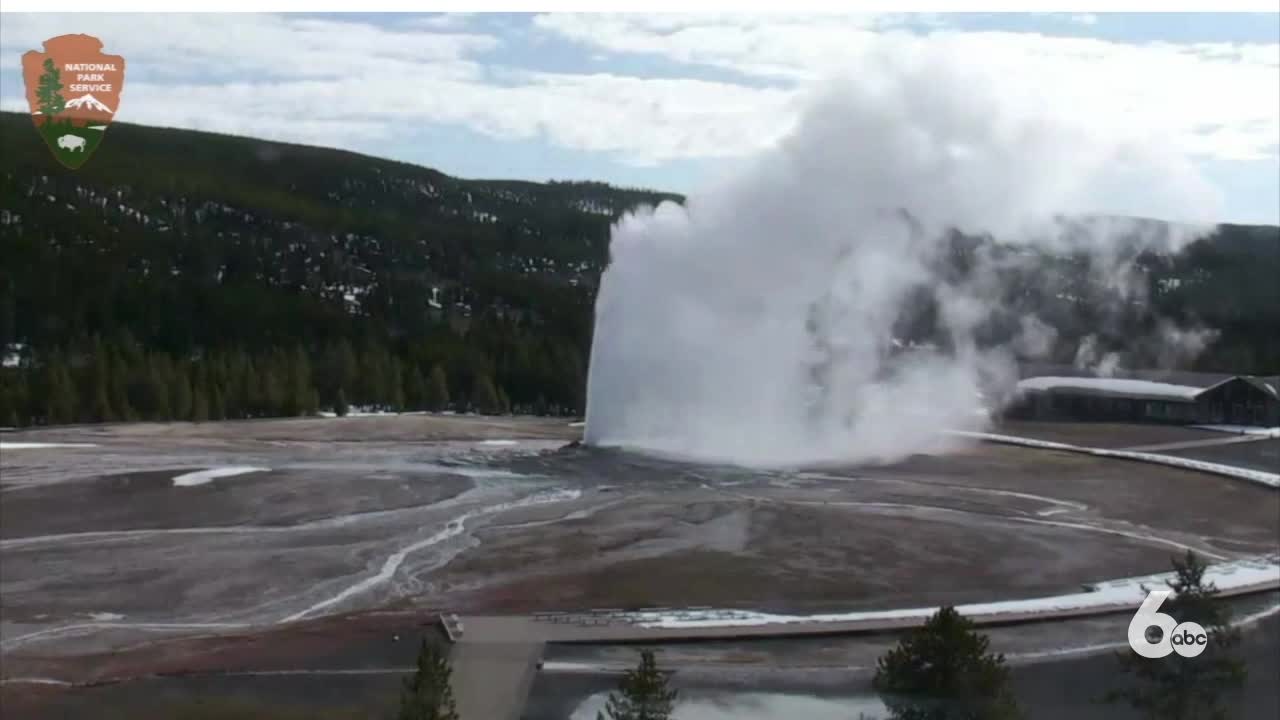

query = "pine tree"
[171,368,193,421]
[470,373,500,415]
[389,357,406,412]
[36,58,66,118]
[191,384,209,422]
[598,650,677,720]
[335,387,350,417]
[426,365,450,412]
[146,358,172,420]
[85,339,115,422]
[1106,551,1246,720]
[333,339,359,402]
[287,347,313,416]
[359,345,386,408]
[91,381,114,423]
[109,347,134,421]
[405,366,428,411]
[874,607,1021,720]
[210,383,226,420]
[43,358,77,425]
[257,357,285,417]
[397,637,459,720]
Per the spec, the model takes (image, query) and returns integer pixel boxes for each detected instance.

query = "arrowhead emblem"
[21,34,126,170]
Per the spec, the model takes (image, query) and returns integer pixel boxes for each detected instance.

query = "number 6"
[1129,590,1177,659]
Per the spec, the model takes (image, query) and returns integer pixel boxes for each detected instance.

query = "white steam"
[584,44,1221,467]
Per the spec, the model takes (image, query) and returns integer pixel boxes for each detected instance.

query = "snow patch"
[478,439,519,446]
[1192,425,1280,438]
[0,442,98,450]
[86,612,124,621]
[319,407,432,418]
[1017,376,1201,400]
[172,466,268,487]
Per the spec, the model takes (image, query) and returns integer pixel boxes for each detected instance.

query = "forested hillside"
[0,111,678,425]
[0,111,1276,428]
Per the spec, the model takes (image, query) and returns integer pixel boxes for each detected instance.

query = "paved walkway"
[1121,434,1272,453]
[460,575,1280,645]
[451,638,544,720]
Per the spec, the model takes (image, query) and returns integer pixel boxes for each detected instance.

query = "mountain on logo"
[65,93,113,113]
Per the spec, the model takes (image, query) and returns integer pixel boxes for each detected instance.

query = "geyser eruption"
[585,48,1220,467]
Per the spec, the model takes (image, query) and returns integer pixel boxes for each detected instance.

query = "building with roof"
[1005,364,1280,427]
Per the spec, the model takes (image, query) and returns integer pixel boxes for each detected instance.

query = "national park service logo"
[22,34,126,170]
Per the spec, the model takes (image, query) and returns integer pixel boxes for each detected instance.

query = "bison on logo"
[22,34,126,170]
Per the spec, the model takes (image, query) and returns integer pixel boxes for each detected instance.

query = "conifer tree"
[210,383,226,420]
[397,637,459,720]
[405,365,427,411]
[335,387,350,417]
[874,607,1021,720]
[288,347,313,416]
[36,58,66,118]
[598,650,677,720]
[43,357,77,425]
[171,368,193,421]
[470,373,500,415]
[389,357,406,412]
[426,365,450,412]
[145,357,172,420]
[85,339,115,422]
[191,384,209,422]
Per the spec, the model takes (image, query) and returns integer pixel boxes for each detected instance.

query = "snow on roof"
[1017,376,1202,401]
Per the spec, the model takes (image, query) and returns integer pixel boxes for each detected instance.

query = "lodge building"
[1005,365,1280,427]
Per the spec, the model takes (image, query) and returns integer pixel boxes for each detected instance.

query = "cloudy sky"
[1,12,1277,223]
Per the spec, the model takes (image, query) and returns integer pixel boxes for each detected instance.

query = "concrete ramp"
[451,639,545,720]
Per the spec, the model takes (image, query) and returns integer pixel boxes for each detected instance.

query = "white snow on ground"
[1193,425,1280,438]
[1016,376,1202,400]
[477,439,519,446]
[954,431,1280,489]
[171,466,269,487]
[568,421,585,428]
[0,442,98,450]
[625,555,1280,629]
[86,612,124,621]
[318,407,432,418]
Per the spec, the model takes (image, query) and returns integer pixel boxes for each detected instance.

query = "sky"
[1,12,1277,224]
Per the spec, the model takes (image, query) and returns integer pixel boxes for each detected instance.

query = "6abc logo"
[1128,589,1208,659]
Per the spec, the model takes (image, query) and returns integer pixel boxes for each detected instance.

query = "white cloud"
[534,14,1280,162]
[1,12,1275,174]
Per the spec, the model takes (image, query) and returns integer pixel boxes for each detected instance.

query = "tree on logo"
[36,58,66,119]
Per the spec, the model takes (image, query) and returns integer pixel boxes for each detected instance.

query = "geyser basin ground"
[1,415,1276,689]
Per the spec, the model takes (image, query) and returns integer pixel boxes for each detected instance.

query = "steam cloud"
[584,44,1222,466]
